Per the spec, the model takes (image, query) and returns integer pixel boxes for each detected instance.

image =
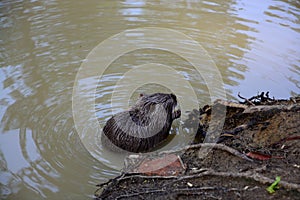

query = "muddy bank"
[95,95,300,200]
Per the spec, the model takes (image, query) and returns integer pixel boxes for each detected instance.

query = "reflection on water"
[0,0,299,199]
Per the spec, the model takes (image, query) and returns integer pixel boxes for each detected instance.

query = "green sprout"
[266,176,281,194]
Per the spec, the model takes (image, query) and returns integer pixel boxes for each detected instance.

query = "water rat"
[102,93,181,153]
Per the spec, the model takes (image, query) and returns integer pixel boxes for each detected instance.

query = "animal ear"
[170,93,177,100]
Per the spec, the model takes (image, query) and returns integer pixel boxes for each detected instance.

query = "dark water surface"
[0,0,299,199]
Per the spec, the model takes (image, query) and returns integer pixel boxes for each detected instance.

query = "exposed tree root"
[95,167,300,199]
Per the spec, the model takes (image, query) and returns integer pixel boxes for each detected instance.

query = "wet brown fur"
[102,93,181,153]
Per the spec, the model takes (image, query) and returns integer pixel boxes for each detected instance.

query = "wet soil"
[95,95,300,200]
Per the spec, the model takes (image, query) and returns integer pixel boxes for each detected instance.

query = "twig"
[238,92,255,106]
[175,169,300,192]
[185,143,253,162]
[238,92,276,105]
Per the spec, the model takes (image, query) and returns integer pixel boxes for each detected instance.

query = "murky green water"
[0,0,299,199]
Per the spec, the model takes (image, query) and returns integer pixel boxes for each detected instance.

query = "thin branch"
[238,92,255,105]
